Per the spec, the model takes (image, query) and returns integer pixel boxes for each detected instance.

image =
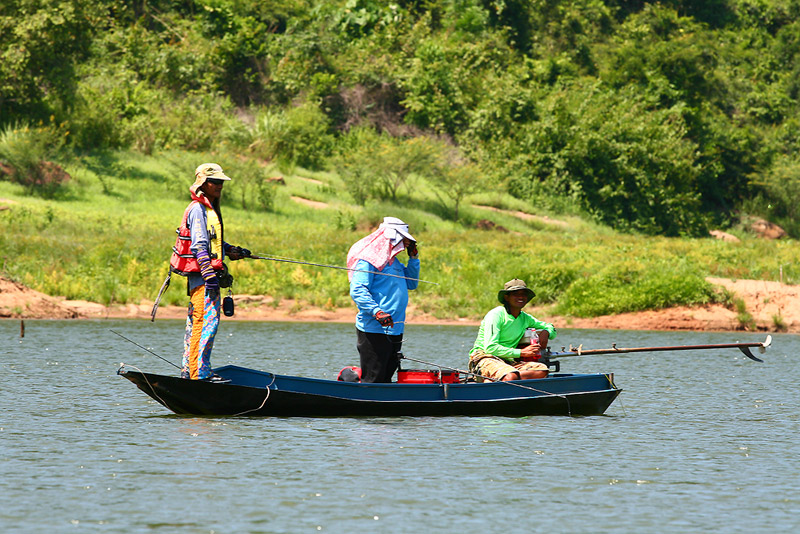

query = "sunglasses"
[207,178,225,185]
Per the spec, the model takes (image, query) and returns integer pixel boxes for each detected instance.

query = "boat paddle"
[547,335,771,363]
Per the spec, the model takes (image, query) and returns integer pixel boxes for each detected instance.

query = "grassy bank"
[3,149,800,321]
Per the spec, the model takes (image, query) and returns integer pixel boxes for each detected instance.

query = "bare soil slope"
[2,275,797,332]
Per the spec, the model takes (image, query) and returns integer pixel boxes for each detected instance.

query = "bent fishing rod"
[547,335,772,363]
[399,353,499,383]
[383,329,492,381]
[399,353,570,402]
[248,253,439,285]
[390,331,563,395]
[111,329,181,370]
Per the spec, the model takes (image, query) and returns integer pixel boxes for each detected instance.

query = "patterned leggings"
[181,285,220,379]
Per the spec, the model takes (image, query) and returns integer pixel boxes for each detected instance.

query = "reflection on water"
[1,320,798,533]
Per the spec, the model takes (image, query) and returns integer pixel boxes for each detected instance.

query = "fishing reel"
[541,351,560,373]
[218,263,234,288]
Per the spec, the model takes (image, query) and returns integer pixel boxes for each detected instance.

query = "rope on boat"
[603,372,625,416]
[121,362,277,417]
[231,373,276,416]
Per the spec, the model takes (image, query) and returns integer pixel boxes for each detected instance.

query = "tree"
[0,0,98,122]
[372,136,437,201]
[427,143,485,221]
[335,130,436,203]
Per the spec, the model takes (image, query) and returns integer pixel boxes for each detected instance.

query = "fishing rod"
[248,253,439,285]
[392,332,553,387]
[110,329,181,370]
[400,353,571,403]
[384,330,492,381]
[400,354,500,383]
[547,335,772,363]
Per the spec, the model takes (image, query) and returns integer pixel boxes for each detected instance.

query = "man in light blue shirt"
[348,217,421,382]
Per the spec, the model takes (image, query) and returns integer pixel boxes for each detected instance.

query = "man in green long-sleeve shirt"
[469,279,557,382]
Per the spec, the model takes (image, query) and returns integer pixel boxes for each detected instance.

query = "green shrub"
[501,83,709,236]
[72,68,236,154]
[219,157,277,212]
[747,154,800,236]
[333,126,381,205]
[68,83,123,150]
[425,141,486,221]
[555,259,719,317]
[249,102,334,170]
[334,129,437,203]
[0,120,70,198]
[733,297,756,330]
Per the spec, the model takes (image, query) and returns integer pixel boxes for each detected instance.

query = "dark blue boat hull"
[118,364,621,417]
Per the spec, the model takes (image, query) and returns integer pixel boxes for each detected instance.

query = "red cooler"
[397,369,460,384]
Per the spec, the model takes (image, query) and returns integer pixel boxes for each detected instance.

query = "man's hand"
[519,343,541,362]
[228,246,251,260]
[374,310,394,327]
[406,241,418,258]
[196,249,220,293]
[204,275,220,293]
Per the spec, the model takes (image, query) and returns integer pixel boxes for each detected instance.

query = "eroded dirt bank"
[3,275,797,333]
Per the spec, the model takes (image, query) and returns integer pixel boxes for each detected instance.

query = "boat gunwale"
[212,364,615,388]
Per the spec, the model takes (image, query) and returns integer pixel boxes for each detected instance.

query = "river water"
[1,320,798,533]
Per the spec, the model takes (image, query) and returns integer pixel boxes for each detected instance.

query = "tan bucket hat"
[190,163,231,194]
[497,278,536,304]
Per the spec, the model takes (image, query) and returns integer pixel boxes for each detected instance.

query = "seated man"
[468,279,557,382]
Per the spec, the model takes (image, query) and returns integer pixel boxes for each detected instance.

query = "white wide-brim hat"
[380,216,415,244]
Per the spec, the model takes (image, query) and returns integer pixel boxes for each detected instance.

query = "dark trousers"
[357,329,402,383]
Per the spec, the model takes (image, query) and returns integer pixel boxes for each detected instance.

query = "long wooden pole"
[548,336,771,362]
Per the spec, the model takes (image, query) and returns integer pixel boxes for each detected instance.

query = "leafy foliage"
[425,141,487,221]
[0,0,97,121]
[4,0,800,237]
[334,128,438,203]
[248,101,335,170]
[0,120,70,198]
[554,258,720,317]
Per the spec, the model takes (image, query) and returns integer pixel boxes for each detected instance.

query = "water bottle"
[525,328,539,346]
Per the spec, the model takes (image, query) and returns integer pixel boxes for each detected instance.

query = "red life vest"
[169,199,225,275]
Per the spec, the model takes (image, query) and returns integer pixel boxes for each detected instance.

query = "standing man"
[347,217,420,382]
[171,163,250,381]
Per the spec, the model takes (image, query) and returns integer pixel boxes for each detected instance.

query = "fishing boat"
[117,363,621,417]
[117,336,770,417]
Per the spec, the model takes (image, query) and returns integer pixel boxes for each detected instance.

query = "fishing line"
[402,353,564,395]
[391,332,569,405]
[111,329,181,370]
[249,253,439,285]
[400,354,493,383]
[118,363,177,412]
